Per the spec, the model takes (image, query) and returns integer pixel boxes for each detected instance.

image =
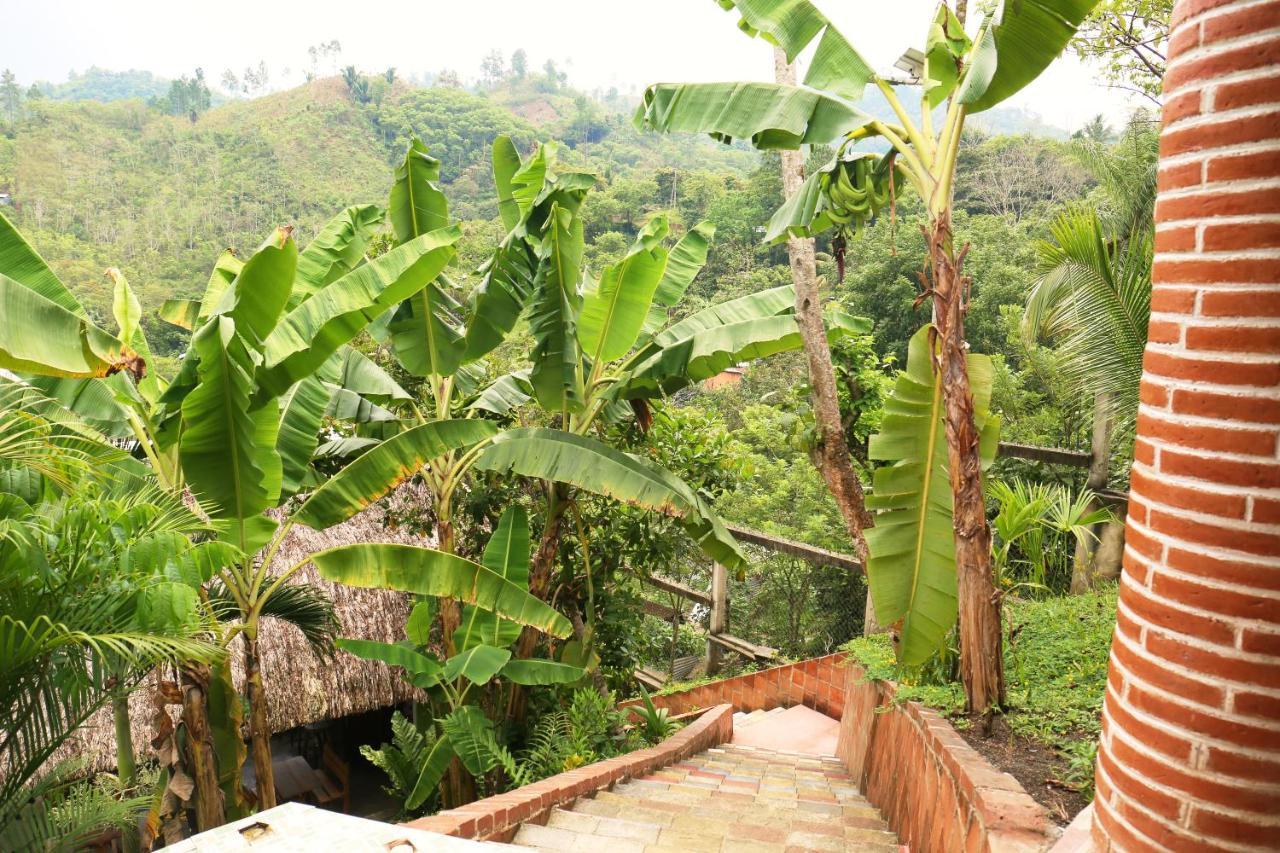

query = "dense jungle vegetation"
[0,2,1166,839]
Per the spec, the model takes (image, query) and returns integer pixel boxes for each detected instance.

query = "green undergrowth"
[841,586,1118,753]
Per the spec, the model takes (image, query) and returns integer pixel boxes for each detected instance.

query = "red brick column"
[1091,1,1280,849]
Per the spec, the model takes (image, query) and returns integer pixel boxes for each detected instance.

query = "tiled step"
[732,706,786,730]
[510,743,899,852]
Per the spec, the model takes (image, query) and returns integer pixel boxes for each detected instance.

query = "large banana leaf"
[390,138,449,246]
[443,644,511,685]
[295,419,497,530]
[0,276,127,377]
[0,210,81,312]
[528,205,585,414]
[255,226,461,400]
[158,299,201,331]
[197,250,243,324]
[387,276,467,378]
[293,204,385,300]
[620,310,870,399]
[492,135,523,231]
[644,221,714,332]
[578,218,670,365]
[328,346,411,404]
[960,0,1100,113]
[474,428,747,570]
[636,82,869,149]
[227,227,297,349]
[864,327,1000,666]
[467,369,533,416]
[325,384,396,423]
[277,375,334,496]
[311,543,572,638]
[461,236,538,362]
[335,638,443,688]
[455,506,530,652]
[24,376,131,438]
[714,0,875,102]
[179,317,282,520]
[500,659,584,685]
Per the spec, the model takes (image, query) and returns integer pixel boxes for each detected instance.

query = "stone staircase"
[510,727,900,852]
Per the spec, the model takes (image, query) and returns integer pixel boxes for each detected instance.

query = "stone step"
[507,742,900,852]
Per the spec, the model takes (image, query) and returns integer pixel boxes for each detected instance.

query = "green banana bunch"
[818,152,899,238]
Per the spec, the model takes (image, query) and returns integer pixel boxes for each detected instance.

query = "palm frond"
[1025,206,1150,421]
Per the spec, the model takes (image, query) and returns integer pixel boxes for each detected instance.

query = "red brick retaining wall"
[837,674,1059,853]
[620,651,850,718]
[402,703,733,842]
[1091,0,1280,848]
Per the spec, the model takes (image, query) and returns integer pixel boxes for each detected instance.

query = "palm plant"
[1025,206,1152,422]
[636,0,1099,713]
[1025,124,1158,423]
[988,478,1113,594]
[0,383,222,850]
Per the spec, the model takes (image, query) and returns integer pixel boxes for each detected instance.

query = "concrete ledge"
[403,703,734,842]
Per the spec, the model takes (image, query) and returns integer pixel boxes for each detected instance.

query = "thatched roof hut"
[57,489,433,774]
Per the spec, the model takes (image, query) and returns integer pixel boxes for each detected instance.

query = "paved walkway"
[511,717,900,852]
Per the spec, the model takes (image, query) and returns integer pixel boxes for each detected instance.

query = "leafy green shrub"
[521,689,650,782]
[360,712,440,818]
[842,585,1117,774]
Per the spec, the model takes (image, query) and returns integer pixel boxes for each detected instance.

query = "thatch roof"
[56,487,434,774]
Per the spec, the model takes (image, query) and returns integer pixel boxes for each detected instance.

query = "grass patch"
[841,585,1117,752]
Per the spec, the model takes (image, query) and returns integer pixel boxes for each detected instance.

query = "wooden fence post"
[706,562,728,675]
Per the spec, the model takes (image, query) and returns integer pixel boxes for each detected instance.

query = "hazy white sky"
[2,0,1141,131]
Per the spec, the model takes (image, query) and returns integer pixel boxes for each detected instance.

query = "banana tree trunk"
[435,517,462,656]
[927,215,1005,715]
[507,487,570,725]
[772,47,880,636]
[243,631,276,811]
[180,664,225,832]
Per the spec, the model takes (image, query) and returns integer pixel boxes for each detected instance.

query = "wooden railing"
[637,436,1125,684]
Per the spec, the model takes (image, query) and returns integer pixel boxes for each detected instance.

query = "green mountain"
[34,67,173,102]
[0,75,754,355]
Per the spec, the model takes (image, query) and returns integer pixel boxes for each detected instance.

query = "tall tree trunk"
[180,664,225,832]
[772,47,881,635]
[1071,393,1112,593]
[927,215,1005,714]
[243,632,275,811]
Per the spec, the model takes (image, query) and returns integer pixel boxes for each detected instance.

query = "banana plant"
[0,202,460,816]
[864,327,999,665]
[636,0,1097,713]
[310,507,583,809]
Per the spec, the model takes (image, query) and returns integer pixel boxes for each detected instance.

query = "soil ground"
[955,714,1091,825]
